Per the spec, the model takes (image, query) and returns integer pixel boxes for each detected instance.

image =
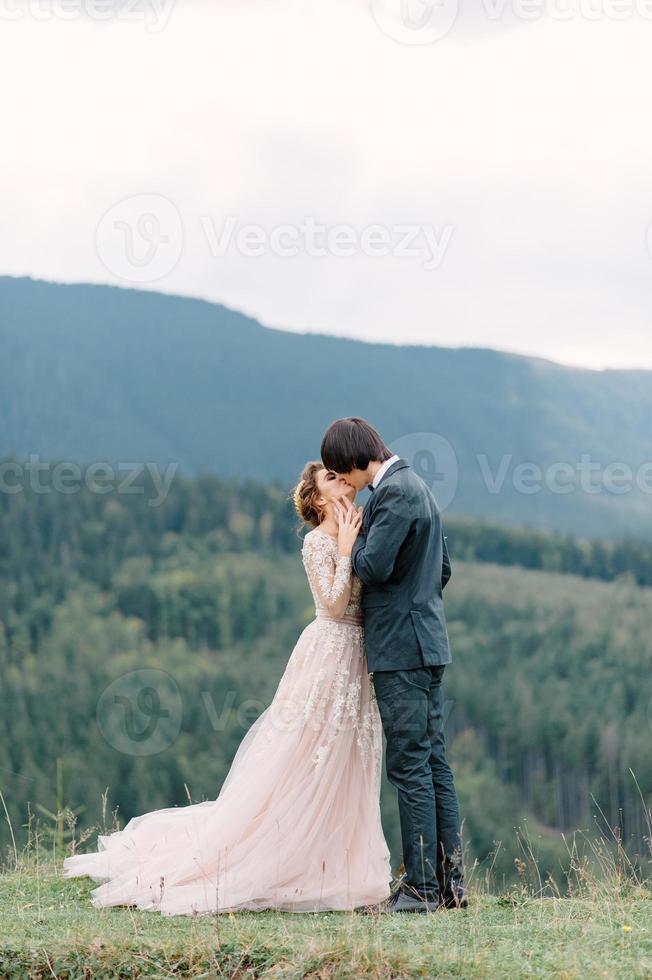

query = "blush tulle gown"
[63,527,393,914]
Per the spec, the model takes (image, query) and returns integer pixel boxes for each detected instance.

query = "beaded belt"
[315,611,363,627]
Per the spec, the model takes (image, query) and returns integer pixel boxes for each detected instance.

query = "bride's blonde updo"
[292,460,325,529]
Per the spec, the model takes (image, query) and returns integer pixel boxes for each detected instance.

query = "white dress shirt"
[372,454,400,489]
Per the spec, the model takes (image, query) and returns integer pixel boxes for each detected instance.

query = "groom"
[321,417,466,913]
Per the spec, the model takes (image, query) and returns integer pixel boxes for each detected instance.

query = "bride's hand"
[333,499,363,556]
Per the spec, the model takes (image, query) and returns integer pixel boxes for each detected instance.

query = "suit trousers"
[372,664,464,902]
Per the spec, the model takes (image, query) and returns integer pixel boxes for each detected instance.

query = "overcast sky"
[2,0,652,369]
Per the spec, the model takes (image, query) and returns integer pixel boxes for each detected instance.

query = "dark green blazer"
[351,458,452,672]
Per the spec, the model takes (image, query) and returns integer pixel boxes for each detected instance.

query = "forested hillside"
[0,466,650,889]
[2,276,652,540]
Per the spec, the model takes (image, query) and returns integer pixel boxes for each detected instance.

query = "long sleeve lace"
[302,531,353,619]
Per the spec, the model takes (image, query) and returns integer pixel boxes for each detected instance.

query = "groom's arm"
[351,485,411,586]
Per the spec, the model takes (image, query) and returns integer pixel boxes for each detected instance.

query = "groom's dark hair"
[321,417,392,473]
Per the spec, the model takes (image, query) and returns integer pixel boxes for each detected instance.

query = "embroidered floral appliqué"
[299,529,379,775]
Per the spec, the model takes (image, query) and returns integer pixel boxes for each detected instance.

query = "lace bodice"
[302,528,363,622]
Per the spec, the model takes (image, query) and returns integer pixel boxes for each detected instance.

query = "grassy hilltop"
[0,860,651,979]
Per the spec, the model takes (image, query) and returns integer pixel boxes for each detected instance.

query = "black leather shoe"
[353,872,440,915]
[439,883,469,909]
[378,882,439,913]
[353,873,408,914]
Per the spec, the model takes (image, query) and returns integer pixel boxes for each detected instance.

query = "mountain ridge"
[16,274,645,373]
[2,275,651,541]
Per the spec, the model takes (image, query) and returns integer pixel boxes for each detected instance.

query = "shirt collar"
[372,454,400,489]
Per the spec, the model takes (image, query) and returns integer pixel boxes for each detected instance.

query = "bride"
[63,461,393,915]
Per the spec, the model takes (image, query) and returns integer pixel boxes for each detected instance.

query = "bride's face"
[316,468,356,508]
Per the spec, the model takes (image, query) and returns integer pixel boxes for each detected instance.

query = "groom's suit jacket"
[351,458,452,673]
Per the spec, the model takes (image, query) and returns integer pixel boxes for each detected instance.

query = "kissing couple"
[64,417,467,915]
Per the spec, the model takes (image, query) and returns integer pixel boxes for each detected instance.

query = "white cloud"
[1,0,652,368]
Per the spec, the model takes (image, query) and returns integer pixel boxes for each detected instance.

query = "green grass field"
[1,863,651,979]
